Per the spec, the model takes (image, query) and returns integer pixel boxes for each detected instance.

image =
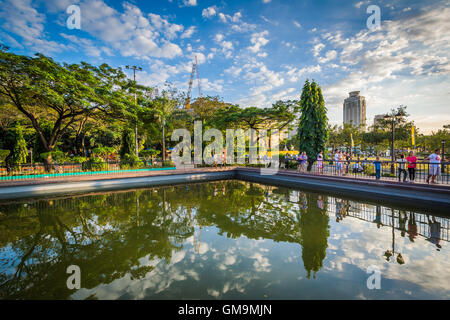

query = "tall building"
[373,114,385,126]
[343,91,366,129]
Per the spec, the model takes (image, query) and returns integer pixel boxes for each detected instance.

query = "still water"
[0,180,449,299]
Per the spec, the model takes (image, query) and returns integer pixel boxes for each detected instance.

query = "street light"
[384,112,403,174]
[384,209,405,265]
[126,65,142,157]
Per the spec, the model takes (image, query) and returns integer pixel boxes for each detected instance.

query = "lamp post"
[126,65,142,157]
[384,112,403,174]
[384,209,405,265]
[442,140,445,174]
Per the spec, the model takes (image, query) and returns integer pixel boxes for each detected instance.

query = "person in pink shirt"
[406,151,417,183]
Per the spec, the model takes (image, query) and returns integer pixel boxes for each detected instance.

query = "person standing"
[296,153,302,173]
[345,152,351,174]
[406,151,417,183]
[407,212,418,243]
[301,152,308,172]
[426,215,442,250]
[284,153,290,169]
[317,151,324,174]
[426,149,441,184]
[339,151,346,175]
[374,156,382,180]
[397,154,407,182]
[334,149,341,175]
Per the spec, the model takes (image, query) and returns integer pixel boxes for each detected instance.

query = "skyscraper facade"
[343,91,366,129]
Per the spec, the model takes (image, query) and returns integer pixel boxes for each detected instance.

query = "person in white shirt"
[426,149,441,184]
[397,154,407,182]
[352,160,363,173]
[334,149,342,175]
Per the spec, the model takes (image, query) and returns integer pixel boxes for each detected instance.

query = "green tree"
[0,49,133,169]
[12,125,28,165]
[119,127,135,159]
[297,79,328,170]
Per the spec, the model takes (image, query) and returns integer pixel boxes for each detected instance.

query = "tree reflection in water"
[0,181,447,299]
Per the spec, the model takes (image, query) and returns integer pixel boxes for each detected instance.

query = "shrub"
[0,149,10,164]
[70,156,88,164]
[162,160,175,167]
[40,151,67,163]
[364,163,375,176]
[82,157,108,171]
[120,153,144,169]
[92,146,115,160]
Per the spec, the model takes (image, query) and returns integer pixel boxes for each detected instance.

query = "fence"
[1,157,449,185]
[326,196,450,242]
[278,159,450,184]
[0,159,176,182]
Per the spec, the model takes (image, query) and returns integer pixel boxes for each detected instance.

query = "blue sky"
[0,0,449,133]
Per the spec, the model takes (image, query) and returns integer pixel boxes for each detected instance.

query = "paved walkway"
[0,167,236,187]
[1,166,448,192]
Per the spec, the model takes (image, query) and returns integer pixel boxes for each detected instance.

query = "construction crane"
[185,56,202,110]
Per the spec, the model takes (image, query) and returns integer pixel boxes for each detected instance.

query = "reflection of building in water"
[326,197,450,242]
[289,190,299,203]
[193,226,202,254]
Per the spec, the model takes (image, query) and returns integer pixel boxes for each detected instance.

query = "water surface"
[0,180,449,299]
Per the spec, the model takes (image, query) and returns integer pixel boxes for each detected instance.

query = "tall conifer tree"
[297,79,328,170]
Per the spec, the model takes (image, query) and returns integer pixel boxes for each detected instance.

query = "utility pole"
[126,65,142,157]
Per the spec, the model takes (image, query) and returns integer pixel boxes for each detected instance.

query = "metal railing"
[277,159,450,184]
[326,196,450,242]
[0,159,176,182]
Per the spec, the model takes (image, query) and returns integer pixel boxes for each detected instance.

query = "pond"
[0,180,449,299]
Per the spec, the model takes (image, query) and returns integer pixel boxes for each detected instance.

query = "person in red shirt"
[406,151,417,183]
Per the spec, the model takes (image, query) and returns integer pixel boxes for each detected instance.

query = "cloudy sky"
[0,0,449,133]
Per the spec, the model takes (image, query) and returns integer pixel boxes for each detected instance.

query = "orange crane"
[185,55,202,110]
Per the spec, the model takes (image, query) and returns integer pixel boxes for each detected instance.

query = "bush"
[364,163,375,176]
[82,157,108,171]
[70,156,88,164]
[120,153,144,169]
[92,146,115,160]
[162,160,175,167]
[40,151,67,163]
[0,149,10,164]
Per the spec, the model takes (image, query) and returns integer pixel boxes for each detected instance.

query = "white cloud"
[188,52,206,64]
[293,20,302,28]
[320,5,450,131]
[248,31,269,53]
[180,26,196,39]
[354,1,370,9]
[74,1,183,59]
[202,6,217,18]
[286,65,322,82]
[217,10,256,32]
[262,0,271,3]
[213,33,234,58]
[182,0,197,7]
[312,43,325,57]
[60,33,103,57]
[318,50,338,63]
[0,0,68,54]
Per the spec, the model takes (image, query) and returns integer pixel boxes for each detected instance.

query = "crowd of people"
[282,148,447,184]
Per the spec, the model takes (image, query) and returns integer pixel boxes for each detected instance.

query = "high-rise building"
[373,114,385,126]
[343,91,366,129]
